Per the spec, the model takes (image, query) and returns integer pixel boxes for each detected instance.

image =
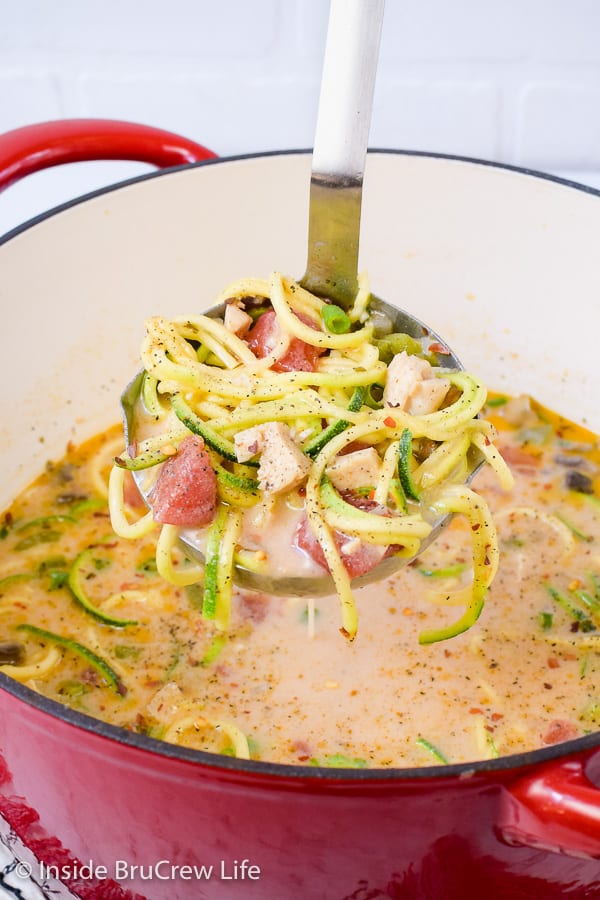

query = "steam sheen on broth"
[0,394,599,767]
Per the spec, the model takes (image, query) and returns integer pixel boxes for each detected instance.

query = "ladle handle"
[302,0,385,309]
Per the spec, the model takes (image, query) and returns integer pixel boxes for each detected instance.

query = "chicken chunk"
[326,447,382,492]
[224,302,252,337]
[383,351,449,415]
[145,681,184,724]
[234,422,310,495]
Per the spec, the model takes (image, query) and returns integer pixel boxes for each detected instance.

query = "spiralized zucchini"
[110,272,512,644]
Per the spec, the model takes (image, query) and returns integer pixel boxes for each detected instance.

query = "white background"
[0,0,599,234]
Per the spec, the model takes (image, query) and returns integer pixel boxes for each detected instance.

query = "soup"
[0,393,598,767]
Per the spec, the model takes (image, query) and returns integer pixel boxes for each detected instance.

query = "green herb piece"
[374,333,423,364]
[16,623,126,695]
[419,563,467,579]
[69,497,107,516]
[137,557,158,575]
[486,396,508,408]
[544,584,596,632]
[48,571,69,591]
[14,530,62,551]
[201,634,227,667]
[114,645,142,660]
[68,549,138,627]
[16,515,75,533]
[575,590,600,614]
[486,733,500,758]
[37,556,68,573]
[321,304,351,334]
[310,754,368,769]
[539,611,553,631]
[580,654,590,679]
[58,679,91,699]
[415,736,448,764]
[398,428,421,502]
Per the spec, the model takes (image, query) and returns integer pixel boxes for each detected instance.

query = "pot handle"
[0,119,217,191]
[500,756,600,858]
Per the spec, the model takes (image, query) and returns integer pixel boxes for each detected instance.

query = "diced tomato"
[246,309,325,372]
[237,592,271,623]
[293,515,388,579]
[541,719,579,745]
[122,471,147,510]
[149,435,217,527]
[497,443,542,474]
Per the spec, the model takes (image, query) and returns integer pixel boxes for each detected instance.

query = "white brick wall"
[0,0,599,232]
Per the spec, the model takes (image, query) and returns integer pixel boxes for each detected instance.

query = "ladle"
[121,0,476,597]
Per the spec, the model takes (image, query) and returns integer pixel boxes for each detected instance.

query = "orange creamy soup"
[0,394,599,767]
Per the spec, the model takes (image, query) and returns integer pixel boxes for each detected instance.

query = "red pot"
[0,120,599,900]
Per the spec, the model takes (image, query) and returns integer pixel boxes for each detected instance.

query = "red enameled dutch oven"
[0,120,599,900]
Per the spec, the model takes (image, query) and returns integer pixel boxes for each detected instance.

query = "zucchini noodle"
[0,645,62,681]
[163,710,250,759]
[111,271,508,645]
[108,466,157,539]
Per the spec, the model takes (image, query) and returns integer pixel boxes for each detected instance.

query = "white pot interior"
[0,152,598,506]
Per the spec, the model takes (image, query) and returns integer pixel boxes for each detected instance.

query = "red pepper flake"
[491,713,504,722]
[547,657,560,669]
[384,416,396,428]
[429,341,451,354]
[469,707,484,715]
[472,523,481,531]
[484,436,491,446]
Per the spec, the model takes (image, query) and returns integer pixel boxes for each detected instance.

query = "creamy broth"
[0,394,599,767]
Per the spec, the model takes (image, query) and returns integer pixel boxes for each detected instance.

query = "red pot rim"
[2,147,599,783]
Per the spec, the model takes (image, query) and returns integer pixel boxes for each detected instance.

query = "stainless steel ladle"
[122,0,477,597]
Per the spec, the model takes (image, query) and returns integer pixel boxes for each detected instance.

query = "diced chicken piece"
[224,302,252,337]
[383,351,449,415]
[326,447,382,493]
[234,422,310,495]
[146,681,184,724]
